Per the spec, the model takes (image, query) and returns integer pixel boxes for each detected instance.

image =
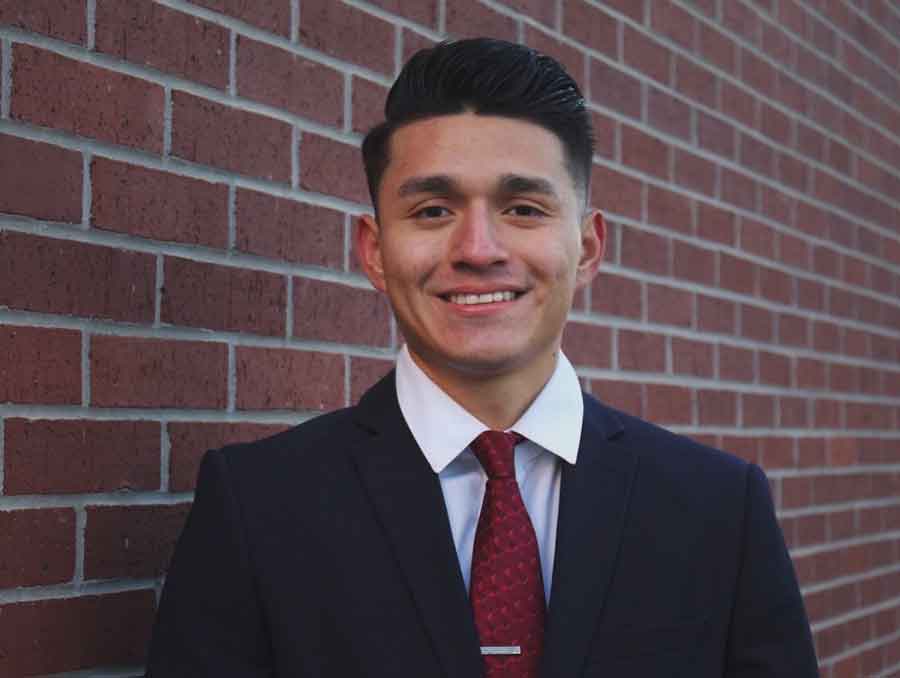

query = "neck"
[407,348,558,430]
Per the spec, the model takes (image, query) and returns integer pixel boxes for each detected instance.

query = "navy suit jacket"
[146,371,819,677]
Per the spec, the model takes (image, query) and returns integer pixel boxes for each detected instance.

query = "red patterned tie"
[469,430,545,678]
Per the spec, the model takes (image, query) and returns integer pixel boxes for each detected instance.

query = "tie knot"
[470,430,523,479]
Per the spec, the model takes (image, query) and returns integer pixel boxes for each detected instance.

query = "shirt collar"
[395,345,583,473]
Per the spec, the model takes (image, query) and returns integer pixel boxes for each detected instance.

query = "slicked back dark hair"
[361,38,594,213]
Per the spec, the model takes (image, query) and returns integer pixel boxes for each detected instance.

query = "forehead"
[382,113,573,198]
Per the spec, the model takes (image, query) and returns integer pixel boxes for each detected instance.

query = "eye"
[414,205,451,219]
[506,204,547,217]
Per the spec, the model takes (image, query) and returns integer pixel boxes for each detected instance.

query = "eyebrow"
[395,173,560,201]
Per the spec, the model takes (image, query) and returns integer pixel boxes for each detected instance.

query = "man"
[147,39,819,677]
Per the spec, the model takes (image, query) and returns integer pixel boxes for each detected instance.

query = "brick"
[758,266,792,305]
[761,23,791,68]
[797,437,825,468]
[814,398,842,428]
[846,403,893,430]
[781,477,812,510]
[566,2,618,58]
[647,186,692,233]
[293,278,391,346]
[91,336,227,408]
[237,37,343,127]
[0,134,81,222]
[674,149,716,196]
[0,327,81,405]
[759,437,793,469]
[760,186,792,227]
[741,50,776,98]
[674,241,715,286]
[718,253,756,296]
[698,389,737,425]
[162,257,285,336]
[778,153,808,193]
[776,71,807,115]
[697,203,735,246]
[445,0,518,41]
[621,125,669,180]
[350,356,394,405]
[647,88,691,139]
[698,295,735,334]
[590,60,642,118]
[699,23,735,74]
[813,320,841,353]
[796,123,826,163]
[591,272,642,319]
[741,304,773,342]
[842,254,868,288]
[12,45,164,153]
[0,231,155,323]
[618,330,666,373]
[645,384,692,425]
[596,0,643,21]
[743,393,774,427]
[0,0,85,43]
[0,591,155,675]
[721,81,756,128]
[590,112,616,160]
[84,504,191,579]
[0,509,74,587]
[698,112,735,158]
[562,323,612,369]
[236,347,344,411]
[4,419,159,494]
[590,379,643,416]
[740,133,775,176]
[650,1,695,51]
[352,77,388,134]
[621,226,669,276]
[721,436,758,465]
[778,313,808,347]
[168,422,288,492]
[827,286,854,320]
[365,0,438,27]
[724,1,759,44]
[719,344,754,382]
[647,284,693,328]
[813,245,840,278]
[401,29,436,65]
[797,279,825,312]
[721,169,757,212]
[300,133,370,206]
[96,0,228,89]
[171,91,291,183]
[190,0,290,35]
[780,396,808,427]
[829,362,858,393]
[591,166,643,220]
[624,26,668,83]
[235,189,343,268]
[759,351,791,387]
[674,57,716,108]
[778,232,810,270]
[672,337,714,378]
[525,27,588,94]
[92,158,228,247]
[740,218,776,260]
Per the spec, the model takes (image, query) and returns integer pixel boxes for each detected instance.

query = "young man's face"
[357,113,605,387]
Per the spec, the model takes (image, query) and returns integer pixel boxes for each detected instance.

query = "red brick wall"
[0,1,898,675]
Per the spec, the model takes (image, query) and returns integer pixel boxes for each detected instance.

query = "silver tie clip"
[480,646,521,656]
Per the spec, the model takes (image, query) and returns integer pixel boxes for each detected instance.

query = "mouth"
[438,290,526,306]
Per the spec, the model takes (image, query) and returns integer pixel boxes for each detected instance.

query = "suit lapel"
[540,395,636,678]
[350,372,484,678]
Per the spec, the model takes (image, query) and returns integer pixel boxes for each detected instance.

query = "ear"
[574,209,606,289]
[355,213,387,293]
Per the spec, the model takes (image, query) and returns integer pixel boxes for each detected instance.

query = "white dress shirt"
[395,345,584,603]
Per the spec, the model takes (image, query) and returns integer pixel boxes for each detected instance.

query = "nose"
[449,203,508,269]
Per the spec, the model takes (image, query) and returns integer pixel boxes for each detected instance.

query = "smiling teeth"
[449,291,516,305]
